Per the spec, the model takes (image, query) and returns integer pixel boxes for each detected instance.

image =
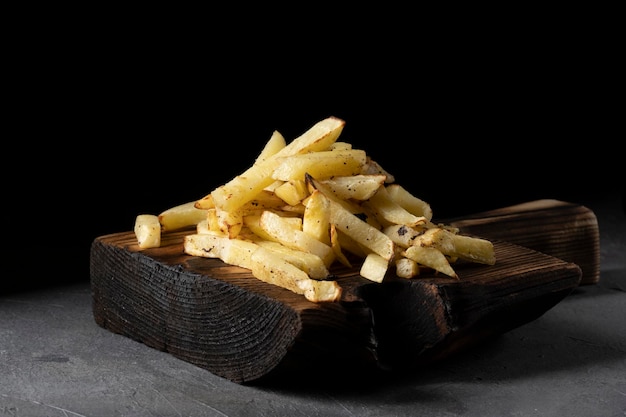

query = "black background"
[4,15,622,292]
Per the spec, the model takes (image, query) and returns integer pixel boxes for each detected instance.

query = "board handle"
[444,199,600,285]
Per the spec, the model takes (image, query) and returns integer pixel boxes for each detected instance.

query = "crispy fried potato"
[360,253,389,283]
[250,247,342,302]
[254,130,286,165]
[382,223,425,248]
[255,240,331,280]
[403,245,457,278]
[319,174,386,201]
[415,228,496,265]
[183,232,259,268]
[158,201,209,232]
[394,256,420,279]
[271,149,367,182]
[194,193,215,210]
[328,197,395,261]
[134,214,161,249]
[302,190,331,246]
[274,179,309,206]
[329,223,352,267]
[364,185,428,228]
[258,210,335,267]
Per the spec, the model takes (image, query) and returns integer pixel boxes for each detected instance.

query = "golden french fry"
[239,189,289,213]
[394,256,420,279]
[319,174,386,201]
[134,214,161,249]
[183,232,259,269]
[364,185,428,228]
[446,233,496,265]
[305,173,378,222]
[254,130,286,165]
[194,193,215,210]
[359,253,389,283]
[258,210,335,267]
[250,247,342,303]
[328,197,395,261]
[271,149,367,182]
[302,189,331,246]
[204,208,220,233]
[403,245,457,278]
[216,207,244,238]
[413,228,495,265]
[382,223,426,248]
[329,223,352,267]
[274,179,309,206]
[158,201,209,232]
[329,141,352,150]
[255,240,331,280]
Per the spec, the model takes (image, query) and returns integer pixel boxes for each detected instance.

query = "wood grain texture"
[90,200,587,384]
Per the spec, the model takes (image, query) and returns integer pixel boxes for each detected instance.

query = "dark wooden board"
[448,199,600,285]
[90,200,591,384]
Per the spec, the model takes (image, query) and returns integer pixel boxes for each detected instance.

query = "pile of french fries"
[134,116,496,302]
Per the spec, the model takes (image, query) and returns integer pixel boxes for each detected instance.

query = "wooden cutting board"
[90,200,598,384]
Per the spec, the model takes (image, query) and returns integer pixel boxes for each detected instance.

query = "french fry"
[183,232,259,269]
[274,179,309,206]
[258,210,335,267]
[382,223,426,248]
[327,197,395,261]
[305,173,381,228]
[134,214,161,249]
[302,190,331,246]
[255,240,331,280]
[364,185,428,228]
[360,253,389,283]
[194,193,215,210]
[216,207,244,238]
[243,213,301,241]
[417,229,496,265]
[240,189,289,213]
[271,149,367,182]
[329,141,352,150]
[319,174,386,201]
[158,201,209,232]
[329,223,352,267]
[394,256,420,279]
[254,130,286,165]
[250,247,342,303]
[403,245,457,278]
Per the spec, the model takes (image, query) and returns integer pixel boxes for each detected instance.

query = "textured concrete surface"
[1,194,624,417]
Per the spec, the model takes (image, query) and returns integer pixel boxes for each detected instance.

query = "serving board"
[90,200,597,384]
